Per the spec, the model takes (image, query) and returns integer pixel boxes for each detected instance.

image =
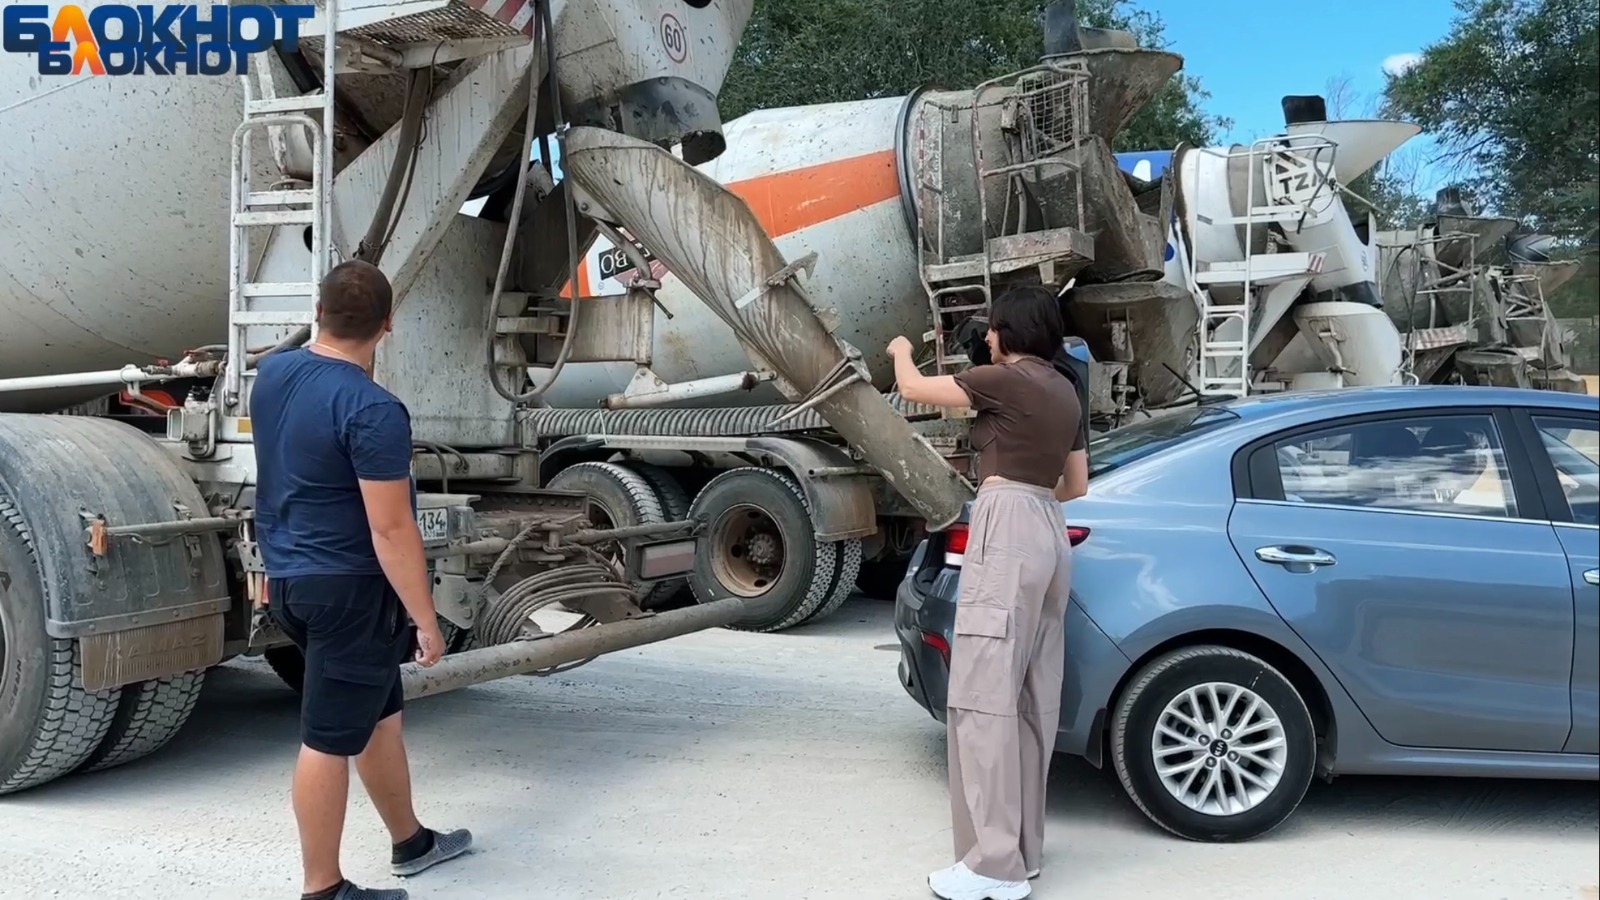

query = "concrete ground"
[1,599,1596,900]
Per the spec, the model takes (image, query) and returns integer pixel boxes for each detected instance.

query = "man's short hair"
[988,284,1065,360]
[316,260,393,341]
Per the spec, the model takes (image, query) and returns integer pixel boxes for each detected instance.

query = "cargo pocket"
[946,604,1019,716]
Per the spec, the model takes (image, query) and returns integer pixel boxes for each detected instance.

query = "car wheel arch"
[1099,627,1340,778]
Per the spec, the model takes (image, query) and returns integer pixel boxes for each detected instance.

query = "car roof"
[1213,385,1599,423]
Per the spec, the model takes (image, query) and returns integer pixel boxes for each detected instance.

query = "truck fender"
[0,414,229,692]
[743,436,877,542]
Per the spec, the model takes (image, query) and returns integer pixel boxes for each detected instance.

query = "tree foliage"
[718,0,1229,152]
[1382,0,1599,243]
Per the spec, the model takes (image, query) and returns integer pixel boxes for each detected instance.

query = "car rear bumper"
[894,557,1133,764]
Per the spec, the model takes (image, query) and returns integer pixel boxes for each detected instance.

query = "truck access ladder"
[914,60,1094,417]
[1186,135,1334,397]
[223,11,339,412]
[222,0,541,413]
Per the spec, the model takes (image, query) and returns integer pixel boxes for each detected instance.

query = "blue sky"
[1152,0,1462,188]
[524,1,1462,194]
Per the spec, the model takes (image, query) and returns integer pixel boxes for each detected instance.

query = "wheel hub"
[1151,681,1289,817]
[708,503,787,599]
[745,533,781,567]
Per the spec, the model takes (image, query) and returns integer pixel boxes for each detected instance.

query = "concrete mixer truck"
[1377,187,1589,393]
[517,20,1435,629]
[0,0,878,797]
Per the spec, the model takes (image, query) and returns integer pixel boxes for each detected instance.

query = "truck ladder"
[916,60,1092,417]
[1187,136,1335,398]
[223,11,338,411]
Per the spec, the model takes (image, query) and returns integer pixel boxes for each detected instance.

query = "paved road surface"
[2,600,1596,900]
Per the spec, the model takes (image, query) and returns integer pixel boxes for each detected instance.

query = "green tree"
[718,0,1229,152]
[1324,74,1434,231]
[1382,0,1599,243]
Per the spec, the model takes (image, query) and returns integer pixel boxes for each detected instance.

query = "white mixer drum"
[0,6,265,412]
[532,96,924,408]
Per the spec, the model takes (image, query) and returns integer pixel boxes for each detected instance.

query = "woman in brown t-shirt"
[888,284,1087,900]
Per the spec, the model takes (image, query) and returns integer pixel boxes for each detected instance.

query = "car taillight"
[920,630,951,665]
[942,523,1089,566]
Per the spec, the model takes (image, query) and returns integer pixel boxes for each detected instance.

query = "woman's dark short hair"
[988,284,1065,360]
[316,260,393,341]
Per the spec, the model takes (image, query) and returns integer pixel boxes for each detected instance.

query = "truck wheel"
[0,494,121,795]
[624,462,693,608]
[1109,645,1317,843]
[547,462,667,605]
[798,536,863,626]
[686,468,839,633]
[78,672,205,773]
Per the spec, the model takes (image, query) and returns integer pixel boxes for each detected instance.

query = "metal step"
[232,311,317,326]
[1202,205,1316,226]
[1195,252,1326,285]
[985,227,1095,278]
[245,94,329,115]
[234,209,317,227]
[300,0,537,52]
[242,282,318,298]
[246,189,315,208]
[925,256,986,284]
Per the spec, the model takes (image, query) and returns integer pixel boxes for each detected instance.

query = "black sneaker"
[391,827,474,878]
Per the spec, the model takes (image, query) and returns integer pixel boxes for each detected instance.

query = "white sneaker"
[1027,868,1040,880]
[927,862,1032,900]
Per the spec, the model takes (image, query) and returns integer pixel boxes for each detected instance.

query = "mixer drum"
[0,33,263,412]
[533,96,929,409]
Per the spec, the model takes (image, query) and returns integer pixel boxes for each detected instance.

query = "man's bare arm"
[1054,449,1088,503]
[358,477,437,627]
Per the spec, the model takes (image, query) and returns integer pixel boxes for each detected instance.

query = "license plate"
[416,507,450,543]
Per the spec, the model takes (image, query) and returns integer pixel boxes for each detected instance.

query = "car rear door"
[1514,409,1600,754]
[1227,407,1575,752]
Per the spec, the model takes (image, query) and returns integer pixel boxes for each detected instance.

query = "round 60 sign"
[659,12,688,64]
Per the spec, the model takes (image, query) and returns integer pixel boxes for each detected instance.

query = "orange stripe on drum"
[558,148,901,298]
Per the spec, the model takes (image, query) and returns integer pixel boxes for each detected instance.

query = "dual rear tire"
[0,493,205,795]
[546,462,862,634]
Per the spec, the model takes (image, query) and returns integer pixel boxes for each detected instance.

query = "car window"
[1270,414,1519,519]
[1088,406,1240,476]
[1532,416,1599,526]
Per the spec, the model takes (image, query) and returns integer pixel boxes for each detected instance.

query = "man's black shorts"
[268,574,415,756]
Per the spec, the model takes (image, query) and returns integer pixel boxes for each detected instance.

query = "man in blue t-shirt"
[252,260,472,900]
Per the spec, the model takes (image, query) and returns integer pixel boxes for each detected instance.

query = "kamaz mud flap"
[563,128,975,529]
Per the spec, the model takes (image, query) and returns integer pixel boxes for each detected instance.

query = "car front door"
[1518,410,1600,755]
[1228,408,1576,752]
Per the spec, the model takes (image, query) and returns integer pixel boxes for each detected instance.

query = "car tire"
[1109,645,1317,843]
[686,467,837,633]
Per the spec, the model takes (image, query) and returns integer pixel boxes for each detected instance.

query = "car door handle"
[1585,569,1599,586]
[1256,545,1337,569]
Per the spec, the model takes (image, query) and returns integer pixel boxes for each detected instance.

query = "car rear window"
[1088,406,1240,477]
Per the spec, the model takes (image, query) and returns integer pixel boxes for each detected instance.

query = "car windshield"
[1088,406,1241,476]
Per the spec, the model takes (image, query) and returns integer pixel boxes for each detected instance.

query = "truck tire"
[798,535,863,626]
[547,462,668,607]
[77,672,205,773]
[686,468,839,633]
[0,493,121,795]
[1109,645,1317,843]
[624,462,693,608]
